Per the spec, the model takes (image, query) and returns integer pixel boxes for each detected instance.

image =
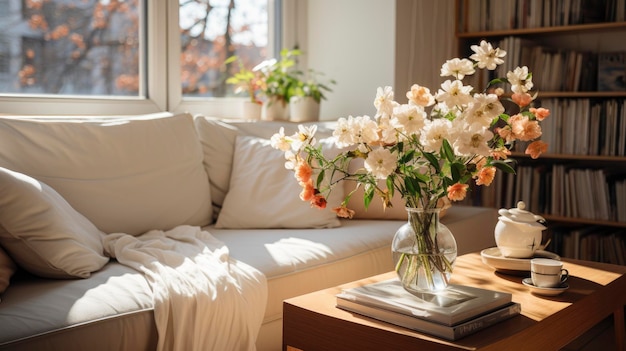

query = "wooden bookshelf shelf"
[457,21,626,38]
[510,152,626,163]
[538,91,626,98]
[543,214,626,229]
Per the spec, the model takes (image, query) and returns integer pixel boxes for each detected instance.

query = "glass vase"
[392,207,457,293]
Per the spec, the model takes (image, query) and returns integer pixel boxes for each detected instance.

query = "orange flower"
[476,166,496,186]
[406,84,434,107]
[496,126,515,143]
[447,183,469,202]
[491,146,511,160]
[333,206,355,219]
[525,140,548,159]
[510,114,542,141]
[511,92,532,107]
[299,179,316,202]
[295,162,313,183]
[529,107,550,121]
[311,194,327,209]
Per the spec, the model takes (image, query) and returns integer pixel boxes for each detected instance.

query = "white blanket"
[103,225,268,351]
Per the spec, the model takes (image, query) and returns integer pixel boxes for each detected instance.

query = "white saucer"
[522,278,569,296]
[480,247,560,274]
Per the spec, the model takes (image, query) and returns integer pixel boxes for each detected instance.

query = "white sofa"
[0,112,498,351]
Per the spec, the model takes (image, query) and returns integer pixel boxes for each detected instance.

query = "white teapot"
[494,201,547,258]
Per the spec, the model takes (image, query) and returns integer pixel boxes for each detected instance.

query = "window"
[0,0,141,97]
[0,0,281,116]
[179,0,270,99]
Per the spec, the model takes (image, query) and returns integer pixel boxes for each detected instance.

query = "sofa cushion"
[192,116,337,220]
[0,113,212,235]
[0,246,16,295]
[215,136,343,229]
[0,167,109,279]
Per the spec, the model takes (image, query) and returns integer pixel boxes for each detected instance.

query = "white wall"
[303,0,396,120]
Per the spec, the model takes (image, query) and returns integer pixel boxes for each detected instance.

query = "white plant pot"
[261,97,289,121]
[290,96,320,122]
[241,101,262,120]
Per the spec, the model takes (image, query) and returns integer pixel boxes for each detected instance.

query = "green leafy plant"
[292,69,336,103]
[224,55,264,104]
[255,48,302,105]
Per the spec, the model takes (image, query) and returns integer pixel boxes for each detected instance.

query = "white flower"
[354,115,380,145]
[332,115,379,148]
[364,147,397,179]
[392,104,426,136]
[453,121,494,156]
[470,40,506,70]
[507,66,534,94]
[284,150,296,170]
[463,93,504,128]
[333,116,355,147]
[374,86,398,118]
[420,118,453,153]
[290,124,317,150]
[377,115,399,144]
[440,58,475,80]
[270,127,291,151]
[435,80,474,108]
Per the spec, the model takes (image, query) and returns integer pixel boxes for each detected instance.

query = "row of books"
[548,225,626,265]
[481,164,626,223]
[462,0,625,32]
[537,98,626,157]
[492,37,625,92]
[335,278,520,340]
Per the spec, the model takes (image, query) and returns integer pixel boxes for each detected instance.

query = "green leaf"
[224,55,238,65]
[450,162,465,182]
[400,149,416,164]
[363,186,374,209]
[316,170,325,188]
[492,160,517,174]
[441,139,455,162]
[423,152,440,173]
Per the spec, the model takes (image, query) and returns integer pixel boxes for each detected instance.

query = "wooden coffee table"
[283,252,626,350]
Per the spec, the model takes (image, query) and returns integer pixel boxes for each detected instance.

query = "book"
[597,52,626,91]
[336,278,512,326]
[336,297,521,341]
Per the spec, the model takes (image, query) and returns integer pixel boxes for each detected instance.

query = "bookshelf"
[456,0,626,265]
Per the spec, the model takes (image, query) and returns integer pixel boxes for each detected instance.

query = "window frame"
[0,0,288,117]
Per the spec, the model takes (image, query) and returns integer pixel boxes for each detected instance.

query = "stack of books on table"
[335,278,521,341]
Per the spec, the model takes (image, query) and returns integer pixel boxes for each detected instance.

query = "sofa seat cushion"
[0,113,212,236]
[0,263,155,350]
[0,247,15,296]
[0,206,497,351]
[210,219,402,328]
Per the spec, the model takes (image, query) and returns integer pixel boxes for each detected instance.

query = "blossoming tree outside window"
[271,41,549,292]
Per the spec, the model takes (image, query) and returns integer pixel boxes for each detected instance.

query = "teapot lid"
[499,201,546,224]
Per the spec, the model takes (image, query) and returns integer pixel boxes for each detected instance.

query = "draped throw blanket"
[103,225,268,351]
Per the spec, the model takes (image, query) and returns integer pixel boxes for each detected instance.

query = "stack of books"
[335,278,521,341]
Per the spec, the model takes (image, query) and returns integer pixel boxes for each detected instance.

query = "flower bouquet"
[271,41,549,292]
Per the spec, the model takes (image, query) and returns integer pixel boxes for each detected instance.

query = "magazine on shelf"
[336,296,521,341]
[336,278,513,326]
[597,52,626,92]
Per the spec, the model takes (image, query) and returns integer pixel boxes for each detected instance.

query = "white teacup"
[530,258,568,288]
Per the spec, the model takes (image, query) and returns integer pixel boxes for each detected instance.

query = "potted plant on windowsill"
[256,49,301,121]
[225,55,264,120]
[290,70,336,122]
